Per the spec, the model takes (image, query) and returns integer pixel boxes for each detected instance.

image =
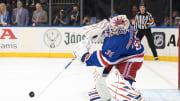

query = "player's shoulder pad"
[146,11,152,16]
[136,11,141,15]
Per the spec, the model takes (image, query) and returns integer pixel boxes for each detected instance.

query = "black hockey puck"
[29,91,35,98]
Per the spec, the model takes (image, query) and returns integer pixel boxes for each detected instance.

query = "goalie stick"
[32,57,76,99]
[33,20,108,99]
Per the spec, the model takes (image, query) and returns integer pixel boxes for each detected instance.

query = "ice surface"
[0,58,179,101]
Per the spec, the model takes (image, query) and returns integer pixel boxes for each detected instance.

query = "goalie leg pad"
[88,88,101,101]
[89,67,112,101]
[89,66,145,101]
[106,67,145,101]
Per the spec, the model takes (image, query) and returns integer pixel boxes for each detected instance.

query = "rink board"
[0,27,178,62]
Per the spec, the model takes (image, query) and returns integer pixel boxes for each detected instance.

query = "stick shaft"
[35,57,76,99]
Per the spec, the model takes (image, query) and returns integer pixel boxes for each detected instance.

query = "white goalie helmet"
[109,15,130,35]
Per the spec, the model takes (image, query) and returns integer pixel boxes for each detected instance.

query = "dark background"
[83,0,180,24]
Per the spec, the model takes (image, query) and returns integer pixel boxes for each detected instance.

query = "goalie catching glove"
[73,19,109,62]
[73,38,91,62]
[82,19,109,42]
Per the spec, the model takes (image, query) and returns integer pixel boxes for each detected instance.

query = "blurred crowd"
[0,0,179,27]
[0,0,81,26]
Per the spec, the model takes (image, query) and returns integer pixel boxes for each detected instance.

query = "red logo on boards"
[0,29,17,39]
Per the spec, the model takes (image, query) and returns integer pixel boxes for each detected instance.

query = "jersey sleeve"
[84,37,126,67]
[85,50,119,67]
[147,12,155,27]
[85,50,107,67]
[134,15,138,31]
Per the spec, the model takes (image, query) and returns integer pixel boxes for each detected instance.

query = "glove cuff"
[81,52,90,62]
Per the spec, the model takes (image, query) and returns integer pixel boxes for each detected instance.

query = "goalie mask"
[109,15,130,35]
